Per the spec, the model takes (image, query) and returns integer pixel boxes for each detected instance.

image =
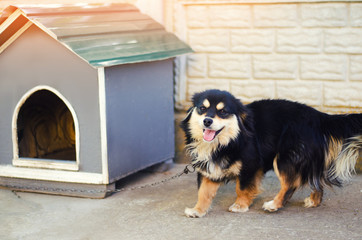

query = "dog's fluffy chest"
[196,161,242,181]
[188,141,242,180]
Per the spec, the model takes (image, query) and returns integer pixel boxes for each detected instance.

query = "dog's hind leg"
[185,177,220,218]
[304,189,323,208]
[262,173,298,212]
[263,155,301,212]
[229,170,263,213]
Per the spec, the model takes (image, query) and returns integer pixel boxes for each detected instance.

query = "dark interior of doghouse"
[17,90,76,161]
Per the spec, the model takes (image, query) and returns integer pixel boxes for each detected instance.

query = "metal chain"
[111,163,196,193]
[4,164,195,195]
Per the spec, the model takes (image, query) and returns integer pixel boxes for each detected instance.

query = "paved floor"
[1,164,361,240]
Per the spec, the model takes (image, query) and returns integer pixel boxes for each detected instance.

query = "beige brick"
[177,1,362,113]
[254,4,298,27]
[325,29,362,53]
[301,3,347,27]
[350,3,362,27]
[208,5,251,28]
[188,29,229,52]
[186,6,208,28]
[277,29,322,53]
[277,81,322,106]
[324,82,362,107]
[350,55,362,81]
[187,78,230,101]
[209,54,251,79]
[253,54,298,80]
[231,29,274,53]
[187,54,207,77]
[231,80,275,103]
[300,55,347,81]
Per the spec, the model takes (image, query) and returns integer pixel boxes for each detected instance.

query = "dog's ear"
[180,107,195,144]
[180,107,195,129]
[184,107,195,120]
[234,98,253,136]
[234,98,248,120]
[191,92,202,105]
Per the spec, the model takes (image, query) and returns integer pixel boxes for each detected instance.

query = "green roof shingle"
[0,4,192,68]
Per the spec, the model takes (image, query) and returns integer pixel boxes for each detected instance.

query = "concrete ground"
[1,164,361,240]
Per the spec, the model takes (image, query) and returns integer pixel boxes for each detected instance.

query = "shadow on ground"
[1,164,361,240]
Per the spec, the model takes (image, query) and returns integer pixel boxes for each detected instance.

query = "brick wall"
[172,0,362,113]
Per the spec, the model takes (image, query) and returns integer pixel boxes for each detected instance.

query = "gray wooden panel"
[105,59,175,182]
[0,24,102,173]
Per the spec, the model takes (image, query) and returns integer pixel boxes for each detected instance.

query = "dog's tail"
[328,135,362,182]
[323,113,362,184]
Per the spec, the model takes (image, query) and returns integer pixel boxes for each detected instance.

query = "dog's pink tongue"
[203,129,216,142]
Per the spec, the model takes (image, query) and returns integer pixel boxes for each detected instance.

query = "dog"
[181,89,362,218]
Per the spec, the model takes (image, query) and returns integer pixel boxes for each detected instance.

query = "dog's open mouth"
[203,127,224,142]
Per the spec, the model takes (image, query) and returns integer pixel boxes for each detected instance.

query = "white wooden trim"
[13,158,78,171]
[0,165,104,184]
[174,56,188,110]
[12,85,80,171]
[173,2,189,110]
[0,11,32,54]
[98,68,109,184]
[0,9,22,33]
[0,9,93,68]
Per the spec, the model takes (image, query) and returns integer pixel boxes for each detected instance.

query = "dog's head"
[181,89,249,146]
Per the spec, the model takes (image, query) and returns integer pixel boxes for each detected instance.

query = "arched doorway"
[13,87,79,165]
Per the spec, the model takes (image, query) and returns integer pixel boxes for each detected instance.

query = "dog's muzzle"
[202,118,224,142]
[203,118,213,127]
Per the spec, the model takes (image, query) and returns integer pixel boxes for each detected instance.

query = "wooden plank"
[0,165,105,184]
[0,177,115,199]
[13,158,79,171]
[0,9,22,34]
[0,13,32,54]
[98,67,110,184]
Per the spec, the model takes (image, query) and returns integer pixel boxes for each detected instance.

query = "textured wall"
[172,1,362,113]
[2,1,362,113]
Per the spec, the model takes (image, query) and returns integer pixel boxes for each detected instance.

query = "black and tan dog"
[181,89,362,217]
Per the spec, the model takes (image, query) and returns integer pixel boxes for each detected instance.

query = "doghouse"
[0,4,192,198]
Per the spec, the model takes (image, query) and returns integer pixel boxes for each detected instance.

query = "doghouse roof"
[0,4,192,68]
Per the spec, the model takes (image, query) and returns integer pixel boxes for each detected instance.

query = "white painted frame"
[98,68,110,184]
[12,85,80,171]
[0,165,104,184]
[170,1,189,110]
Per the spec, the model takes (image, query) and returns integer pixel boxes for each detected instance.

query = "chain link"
[3,164,195,195]
[111,170,187,193]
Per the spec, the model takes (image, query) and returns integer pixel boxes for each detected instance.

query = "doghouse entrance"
[16,89,76,161]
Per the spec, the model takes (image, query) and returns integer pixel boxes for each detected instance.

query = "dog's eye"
[199,106,207,112]
[219,109,228,116]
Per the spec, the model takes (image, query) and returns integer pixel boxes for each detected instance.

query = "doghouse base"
[0,177,115,199]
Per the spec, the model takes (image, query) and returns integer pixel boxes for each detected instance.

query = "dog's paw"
[184,207,206,218]
[304,197,318,208]
[228,203,249,213]
[262,200,279,212]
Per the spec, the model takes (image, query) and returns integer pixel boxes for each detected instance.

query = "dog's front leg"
[229,170,263,213]
[185,176,220,218]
